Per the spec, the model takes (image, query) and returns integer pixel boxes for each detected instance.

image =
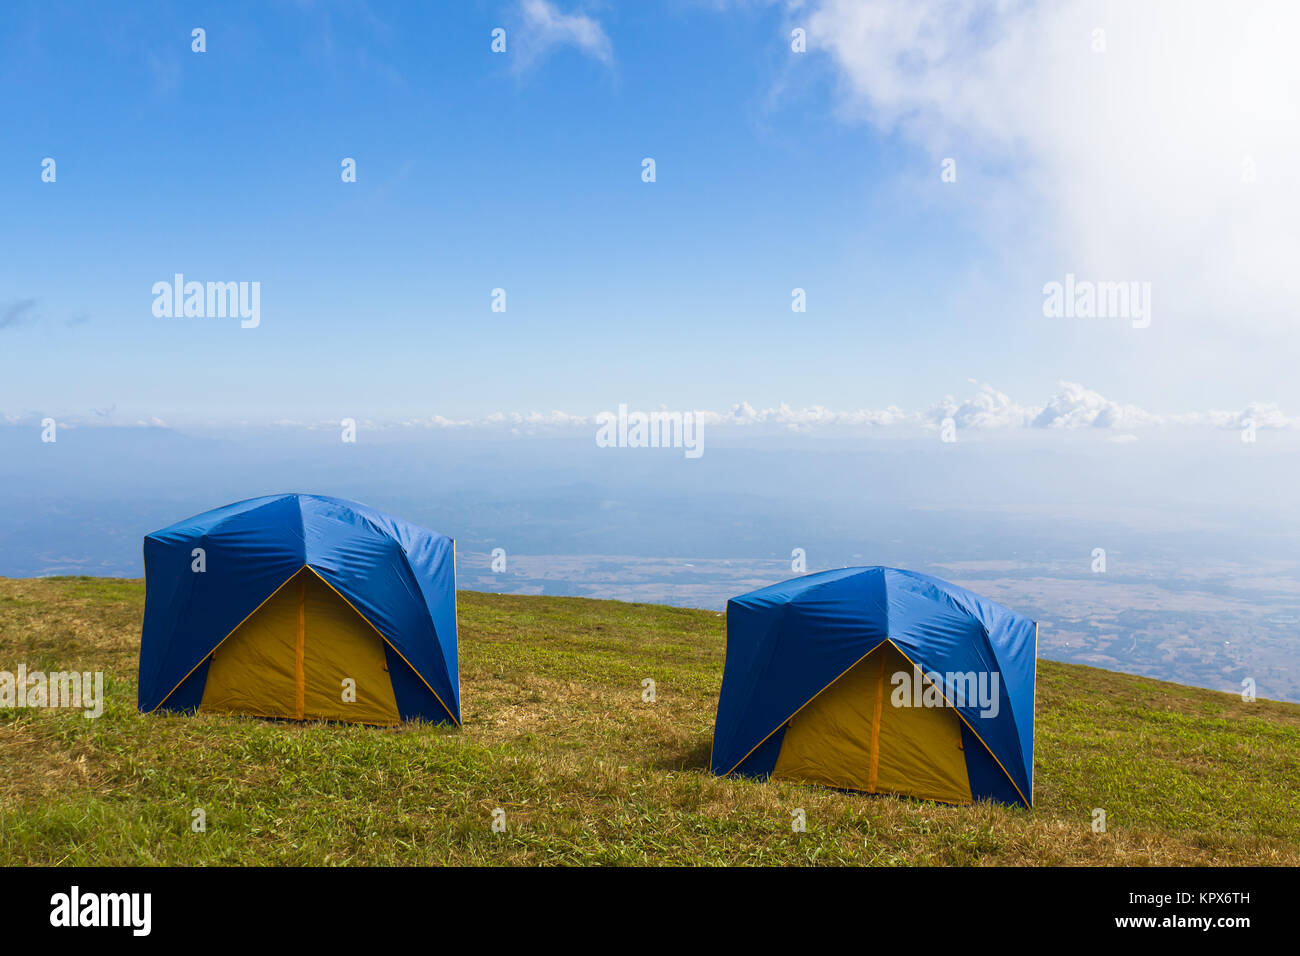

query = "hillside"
[1,576,1297,866]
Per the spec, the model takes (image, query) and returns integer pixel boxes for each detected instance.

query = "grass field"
[1,575,1298,865]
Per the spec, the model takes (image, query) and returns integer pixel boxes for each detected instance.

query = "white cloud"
[803,0,1300,330]
[8,384,1295,433]
[374,381,1297,432]
[699,401,911,428]
[1029,381,1160,430]
[1173,400,1295,430]
[927,380,1035,429]
[515,0,614,69]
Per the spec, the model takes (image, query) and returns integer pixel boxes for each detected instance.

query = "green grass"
[1,575,1298,865]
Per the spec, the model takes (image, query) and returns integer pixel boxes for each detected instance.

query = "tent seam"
[899,573,1031,798]
[306,567,461,727]
[724,639,888,776]
[887,639,1031,809]
[391,543,459,720]
[148,565,306,713]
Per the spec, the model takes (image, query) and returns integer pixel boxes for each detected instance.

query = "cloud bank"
[380,381,1298,433]
[10,381,1286,433]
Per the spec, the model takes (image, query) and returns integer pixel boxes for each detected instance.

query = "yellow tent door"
[199,567,401,725]
[772,641,973,804]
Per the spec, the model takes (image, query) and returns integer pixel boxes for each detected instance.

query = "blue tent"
[138,494,459,726]
[712,567,1036,807]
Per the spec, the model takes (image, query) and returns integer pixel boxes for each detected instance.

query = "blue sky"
[3,0,1298,429]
